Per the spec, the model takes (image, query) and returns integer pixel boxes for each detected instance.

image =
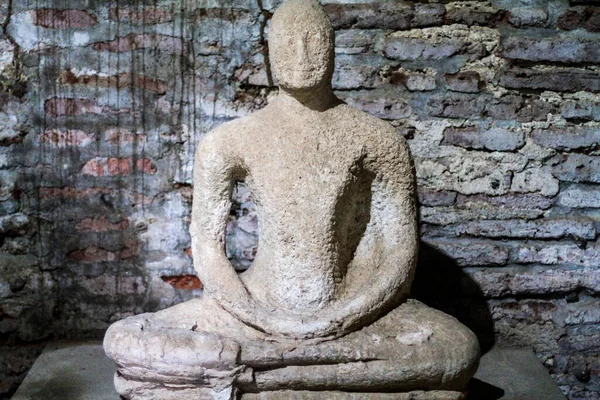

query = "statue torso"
[207,96,406,314]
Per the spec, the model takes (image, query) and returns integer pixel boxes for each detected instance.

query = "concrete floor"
[12,341,566,400]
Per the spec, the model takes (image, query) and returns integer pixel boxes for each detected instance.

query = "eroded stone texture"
[104,0,479,398]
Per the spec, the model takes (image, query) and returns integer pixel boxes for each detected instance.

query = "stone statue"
[104,0,481,398]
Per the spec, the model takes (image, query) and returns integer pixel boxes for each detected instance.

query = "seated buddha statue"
[104,0,481,398]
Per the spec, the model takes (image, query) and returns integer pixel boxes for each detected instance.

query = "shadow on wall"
[412,242,495,355]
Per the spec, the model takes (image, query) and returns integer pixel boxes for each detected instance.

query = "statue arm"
[341,133,419,319]
[368,134,419,300]
[189,133,254,312]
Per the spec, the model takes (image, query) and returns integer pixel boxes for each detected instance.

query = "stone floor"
[12,341,566,400]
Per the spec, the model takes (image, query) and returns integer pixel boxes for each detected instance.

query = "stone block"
[499,34,600,63]
[498,67,600,93]
[552,154,600,183]
[417,188,457,206]
[443,126,524,151]
[324,3,445,30]
[445,3,506,26]
[456,193,554,210]
[32,9,97,29]
[516,242,600,267]
[558,184,600,208]
[464,265,600,298]
[423,237,510,266]
[334,29,379,54]
[422,218,596,240]
[108,6,173,24]
[445,71,483,93]
[533,127,600,151]
[557,6,600,32]
[511,167,560,197]
[507,7,548,27]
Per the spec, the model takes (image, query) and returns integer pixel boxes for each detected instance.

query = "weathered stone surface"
[445,3,505,26]
[332,56,382,89]
[338,89,411,120]
[423,218,596,240]
[558,6,600,32]
[428,93,555,122]
[511,166,560,197]
[32,9,98,29]
[334,29,379,54]
[552,154,600,183]
[443,126,524,151]
[417,188,457,207]
[415,150,526,196]
[456,193,554,210]
[445,71,482,93]
[423,237,510,266]
[558,184,600,208]
[465,265,600,298]
[561,98,600,121]
[498,67,600,93]
[499,34,600,63]
[515,242,600,268]
[384,37,466,61]
[109,6,173,24]
[532,127,600,151]
[507,7,548,27]
[324,2,445,30]
[420,206,543,226]
[388,68,437,92]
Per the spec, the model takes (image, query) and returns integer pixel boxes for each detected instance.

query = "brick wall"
[0,0,598,398]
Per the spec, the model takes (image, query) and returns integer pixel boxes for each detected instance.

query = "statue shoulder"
[196,113,261,156]
[339,104,407,146]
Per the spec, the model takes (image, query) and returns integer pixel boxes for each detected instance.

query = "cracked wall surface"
[0,0,599,399]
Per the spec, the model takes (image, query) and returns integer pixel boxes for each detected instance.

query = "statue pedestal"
[11,341,566,400]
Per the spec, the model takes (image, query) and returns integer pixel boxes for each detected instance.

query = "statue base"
[115,377,465,400]
[104,295,480,399]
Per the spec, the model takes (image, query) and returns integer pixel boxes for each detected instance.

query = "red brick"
[558,8,586,30]
[40,129,94,147]
[60,70,168,94]
[104,128,146,144]
[81,158,105,176]
[32,9,97,29]
[68,246,118,263]
[39,187,110,199]
[93,34,183,54]
[44,98,102,117]
[68,240,138,263]
[135,158,157,174]
[161,275,203,290]
[75,217,129,232]
[81,157,156,176]
[109,7,173,24]
[558,7,600,32]
[107,158,132,175]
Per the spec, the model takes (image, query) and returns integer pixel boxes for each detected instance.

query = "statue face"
[269,0,334,91]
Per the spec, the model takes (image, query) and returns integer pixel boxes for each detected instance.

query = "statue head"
[269,0,334,93]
